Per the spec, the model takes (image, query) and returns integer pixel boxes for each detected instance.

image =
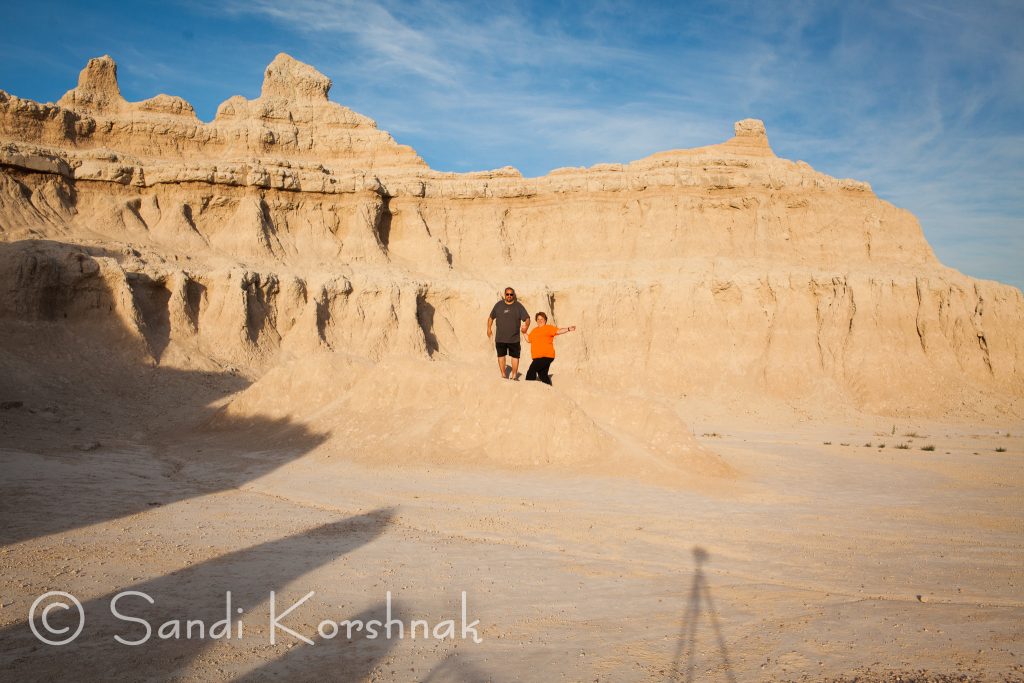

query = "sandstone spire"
[260,52,332,103]
[57,54,126,112]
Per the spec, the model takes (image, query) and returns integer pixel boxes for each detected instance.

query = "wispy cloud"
[226,1,457,85]
[216,0,644,90]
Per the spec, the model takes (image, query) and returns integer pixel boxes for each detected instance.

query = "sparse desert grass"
[895,442,910,449]
[996,447,1007,453]
[903,431,925,438]
[878,444,886,449]
[823,441,832,445]
[864,442,872,447]
[921,445,936,451]
[701,432,722,438]
[840,442,850,446]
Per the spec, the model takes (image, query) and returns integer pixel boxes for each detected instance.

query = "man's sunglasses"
[504,293,514,298]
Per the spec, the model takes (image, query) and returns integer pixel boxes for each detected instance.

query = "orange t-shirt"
[527,324,558,359]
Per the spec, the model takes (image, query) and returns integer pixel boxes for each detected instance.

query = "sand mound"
[210,354,732,484]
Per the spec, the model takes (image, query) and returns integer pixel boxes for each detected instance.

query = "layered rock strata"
[1,53,1021,418]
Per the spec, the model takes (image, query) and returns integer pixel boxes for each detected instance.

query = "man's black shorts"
[496,342,521,358]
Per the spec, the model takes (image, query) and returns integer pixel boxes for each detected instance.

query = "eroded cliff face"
[1,53,1021,419]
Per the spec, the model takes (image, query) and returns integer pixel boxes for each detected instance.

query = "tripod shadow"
[670,546,736,683]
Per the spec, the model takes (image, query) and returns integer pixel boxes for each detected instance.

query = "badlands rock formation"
[1,53,1021,476]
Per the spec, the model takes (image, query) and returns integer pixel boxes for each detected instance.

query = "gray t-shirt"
[490,300,529,343]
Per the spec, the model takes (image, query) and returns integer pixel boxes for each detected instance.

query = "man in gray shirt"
[487,286,530,379]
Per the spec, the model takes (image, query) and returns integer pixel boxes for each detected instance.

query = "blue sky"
[1,0,1021,288]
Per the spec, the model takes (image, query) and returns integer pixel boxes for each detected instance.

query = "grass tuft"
[895,442,910,449]
[995,447,1007,453]
[921,445,936,451]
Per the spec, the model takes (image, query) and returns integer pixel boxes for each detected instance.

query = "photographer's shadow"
[0,508,395,681]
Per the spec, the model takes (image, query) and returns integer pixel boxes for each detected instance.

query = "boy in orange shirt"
[525,312,576,385]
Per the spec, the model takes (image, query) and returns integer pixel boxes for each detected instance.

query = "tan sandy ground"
[1,369,1021,682]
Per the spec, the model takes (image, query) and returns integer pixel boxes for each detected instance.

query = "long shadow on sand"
[0,239,331,546]
[421,652,495,682]
[235,601,404,682]
[670,546,737,683]
[0,508,395,679]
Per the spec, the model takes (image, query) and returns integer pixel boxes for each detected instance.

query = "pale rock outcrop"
[57,55,124,113]
[1,52,1021,430]
[259,52,332,103]
[1,53,424,172]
